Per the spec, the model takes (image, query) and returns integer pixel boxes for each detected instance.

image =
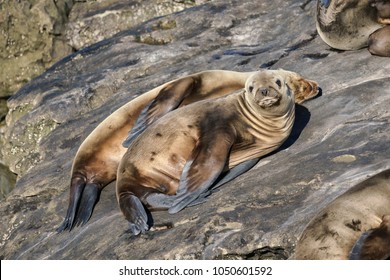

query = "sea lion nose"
[260,88,269,96]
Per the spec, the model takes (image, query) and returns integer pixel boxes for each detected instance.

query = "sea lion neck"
[236,92,295,137]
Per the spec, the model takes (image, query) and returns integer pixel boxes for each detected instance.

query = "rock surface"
[0,0,204,198]
[66,0,208,50]
[0,0,73,98]
[1,0,389,260]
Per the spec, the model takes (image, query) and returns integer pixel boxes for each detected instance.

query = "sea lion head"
[244,70,295,116]
[275,69,319,104]
[244,70,319,116]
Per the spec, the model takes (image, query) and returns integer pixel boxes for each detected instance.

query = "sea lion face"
[244,71,293,116]
[279,70,319,104]
[244,70,319,116]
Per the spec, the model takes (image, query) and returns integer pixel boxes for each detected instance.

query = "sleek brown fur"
[116,69,319,234]
[316,0,390,56]
[58,69,318,232]
[294,169,390,260]
[58,70,254,231]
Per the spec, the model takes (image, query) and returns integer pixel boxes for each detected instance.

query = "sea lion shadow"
[277,103,312,152]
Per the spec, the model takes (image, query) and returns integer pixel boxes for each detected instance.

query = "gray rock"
[0,163,16,201]
[0,0,207,197]
[66,0,206,50]
[0,0,74,98]
[0,0,389,259]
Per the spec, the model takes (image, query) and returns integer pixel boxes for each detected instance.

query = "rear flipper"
[123,77,198,147]
[168,127,236,214]
[119,193,150,235]
[57,176,101,232]
[145,158,260,210]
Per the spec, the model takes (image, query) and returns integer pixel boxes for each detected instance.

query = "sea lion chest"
[120,91,294,195]
[120,97,238,194]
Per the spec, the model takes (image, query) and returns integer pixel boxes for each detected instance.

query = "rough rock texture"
[0,0,205,199]
[0,162,16,200]
[66,0,208,50]
[1,0,389,259]
[0,0,74,98]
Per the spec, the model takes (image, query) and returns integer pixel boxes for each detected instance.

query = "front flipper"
[169,128,236,214]
[212,157,260,190]
[119,192,150,235]
[57,176,102,232]
[123,76,198,147]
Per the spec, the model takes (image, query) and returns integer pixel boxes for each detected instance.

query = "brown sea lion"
[57,69,319,232]
[116,69,319,235]
[316,0,390,56]
[294,169,390,260]
[57,70,253,232]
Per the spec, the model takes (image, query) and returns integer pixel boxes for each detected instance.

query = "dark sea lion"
[294,169,390,260]
[368,25,390,56]
[57,70,254,232]
[116,69,319,235]
[316,0,390,56]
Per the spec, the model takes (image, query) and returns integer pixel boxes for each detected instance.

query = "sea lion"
[57,69,319,232]
[316,0,390,56]
[57,70,254,232]
[294,169,390,260]
[116,69,319,235]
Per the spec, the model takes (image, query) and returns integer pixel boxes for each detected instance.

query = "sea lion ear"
[122,77,197,147]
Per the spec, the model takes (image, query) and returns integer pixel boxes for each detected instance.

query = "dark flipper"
[211,157,260,190]
[119,193,150,235]
[146,158,260,210]
[123,76,198,147]
[169,128,236,214]
[74,183,101,227]
[191,157,261,204]
[145,193,176,209]
[57,176,101,232]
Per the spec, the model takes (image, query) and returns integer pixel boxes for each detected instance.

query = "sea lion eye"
[276,79,281,88]
[260,88,269,96]
[248,85,254,93]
